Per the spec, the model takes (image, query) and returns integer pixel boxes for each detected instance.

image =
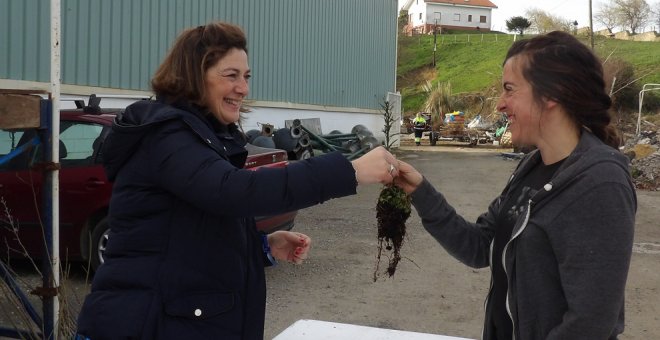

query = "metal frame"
[637,84,660,136]
[0,97,54,339]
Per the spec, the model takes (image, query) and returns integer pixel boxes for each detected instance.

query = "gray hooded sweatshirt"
[411,130,636,340]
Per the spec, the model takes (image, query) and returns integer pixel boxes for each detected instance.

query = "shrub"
[603,58,640,111]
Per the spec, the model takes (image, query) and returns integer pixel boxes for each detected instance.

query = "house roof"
[425,0,497,9]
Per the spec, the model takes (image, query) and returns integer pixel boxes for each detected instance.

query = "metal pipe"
[319,133,357,139]
[298,135,310,148]
[0,261,43,329]
[290,126,302,138]
[589,0,594,50]
[637,84,660,135]
[310,140,351,153]
[303,126,338,152]
[47,0,61,334]
[345,146,371,160]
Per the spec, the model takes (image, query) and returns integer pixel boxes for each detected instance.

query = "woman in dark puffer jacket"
[75,22,399,340]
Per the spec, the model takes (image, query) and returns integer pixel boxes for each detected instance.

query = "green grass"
[594,37,660,85]
[397,33,660,114]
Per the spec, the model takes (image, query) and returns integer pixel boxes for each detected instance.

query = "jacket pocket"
[164,291,234,320]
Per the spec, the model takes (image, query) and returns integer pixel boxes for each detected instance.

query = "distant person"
[395,31,636,339]
[75,21,399,340]
[412,112,427,146]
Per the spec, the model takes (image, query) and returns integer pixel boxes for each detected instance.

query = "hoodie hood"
[506,130,632,208]
[102,98,245,181]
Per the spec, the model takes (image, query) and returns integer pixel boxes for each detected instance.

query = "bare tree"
[613,0,651,33]
[595,3,621,33]
[525,8,574,33]
[652,1,660,30]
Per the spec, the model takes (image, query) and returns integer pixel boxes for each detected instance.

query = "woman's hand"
[394,160,424,194]
[267,231,312,264]
[351,146,399,185]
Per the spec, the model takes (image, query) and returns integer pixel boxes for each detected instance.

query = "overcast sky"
[397,0,655,32]
[490,0,604,32]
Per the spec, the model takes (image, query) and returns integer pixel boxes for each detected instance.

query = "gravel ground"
[263,145,660,339]
[2,145,658,339]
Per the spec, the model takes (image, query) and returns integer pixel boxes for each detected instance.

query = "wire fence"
[403,32,525,46]
[435,33,520,44]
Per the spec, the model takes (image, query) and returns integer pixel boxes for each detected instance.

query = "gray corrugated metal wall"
[0,0,397,110]
[0,0,50,83]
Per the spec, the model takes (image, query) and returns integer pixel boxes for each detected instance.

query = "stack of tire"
[245,123,274,147]
[245,124,313,161]
[350,124,380,151]
[273,122,314,160]
[246,121,380,160]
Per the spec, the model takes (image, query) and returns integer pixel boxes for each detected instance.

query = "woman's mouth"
[224,98,241,108]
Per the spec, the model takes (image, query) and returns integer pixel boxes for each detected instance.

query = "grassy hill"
[397,32,660,116]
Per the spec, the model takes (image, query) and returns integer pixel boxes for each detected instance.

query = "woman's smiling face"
[203,48,250,125]
[496,55,542,147]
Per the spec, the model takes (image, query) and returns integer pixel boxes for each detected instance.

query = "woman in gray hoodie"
[395,31,636,340]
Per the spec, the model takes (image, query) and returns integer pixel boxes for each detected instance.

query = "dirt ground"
[263,145,660,339]
[1,145,658,339]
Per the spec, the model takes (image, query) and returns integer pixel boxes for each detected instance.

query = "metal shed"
[0,0,400,137]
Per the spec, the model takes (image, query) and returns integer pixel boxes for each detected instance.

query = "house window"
[434,12,441,24]
[468,15,472,22]
[453,13,460,21]
[480,16,487,23]
[419,13,422,20]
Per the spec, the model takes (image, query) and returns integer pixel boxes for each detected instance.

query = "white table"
[273,319,474,340]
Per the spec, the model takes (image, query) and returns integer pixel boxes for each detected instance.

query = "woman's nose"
[236,78,249,95]
[495,95,506,112]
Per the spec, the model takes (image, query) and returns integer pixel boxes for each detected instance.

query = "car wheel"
[90,218,110,270]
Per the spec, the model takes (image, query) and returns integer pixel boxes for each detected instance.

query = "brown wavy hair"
[151,22,248,106]
[504,31,621,148]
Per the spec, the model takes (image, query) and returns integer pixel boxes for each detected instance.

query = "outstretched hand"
[267,231,312,264]
[351,146,399,185]
[393,160,424,194]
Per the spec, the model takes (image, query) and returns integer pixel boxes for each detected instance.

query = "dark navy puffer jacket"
[76,99,357,339]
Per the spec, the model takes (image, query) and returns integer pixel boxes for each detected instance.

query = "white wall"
[407,2,492,30]
[432,5,491,29]
[407,0,428,27]
[56,95,399,146]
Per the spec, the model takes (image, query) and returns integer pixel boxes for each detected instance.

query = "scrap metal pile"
[624,130,660,191]
[245,119,380,161]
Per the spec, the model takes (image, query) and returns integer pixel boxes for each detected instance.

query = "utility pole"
[589,0,594,50]
[433,19,437,67]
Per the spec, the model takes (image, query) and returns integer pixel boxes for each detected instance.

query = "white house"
[402,0,498,34]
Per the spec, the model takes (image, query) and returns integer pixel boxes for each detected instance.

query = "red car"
[0,102,296,270]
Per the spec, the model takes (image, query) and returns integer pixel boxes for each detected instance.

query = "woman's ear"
[543,97,558,111]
